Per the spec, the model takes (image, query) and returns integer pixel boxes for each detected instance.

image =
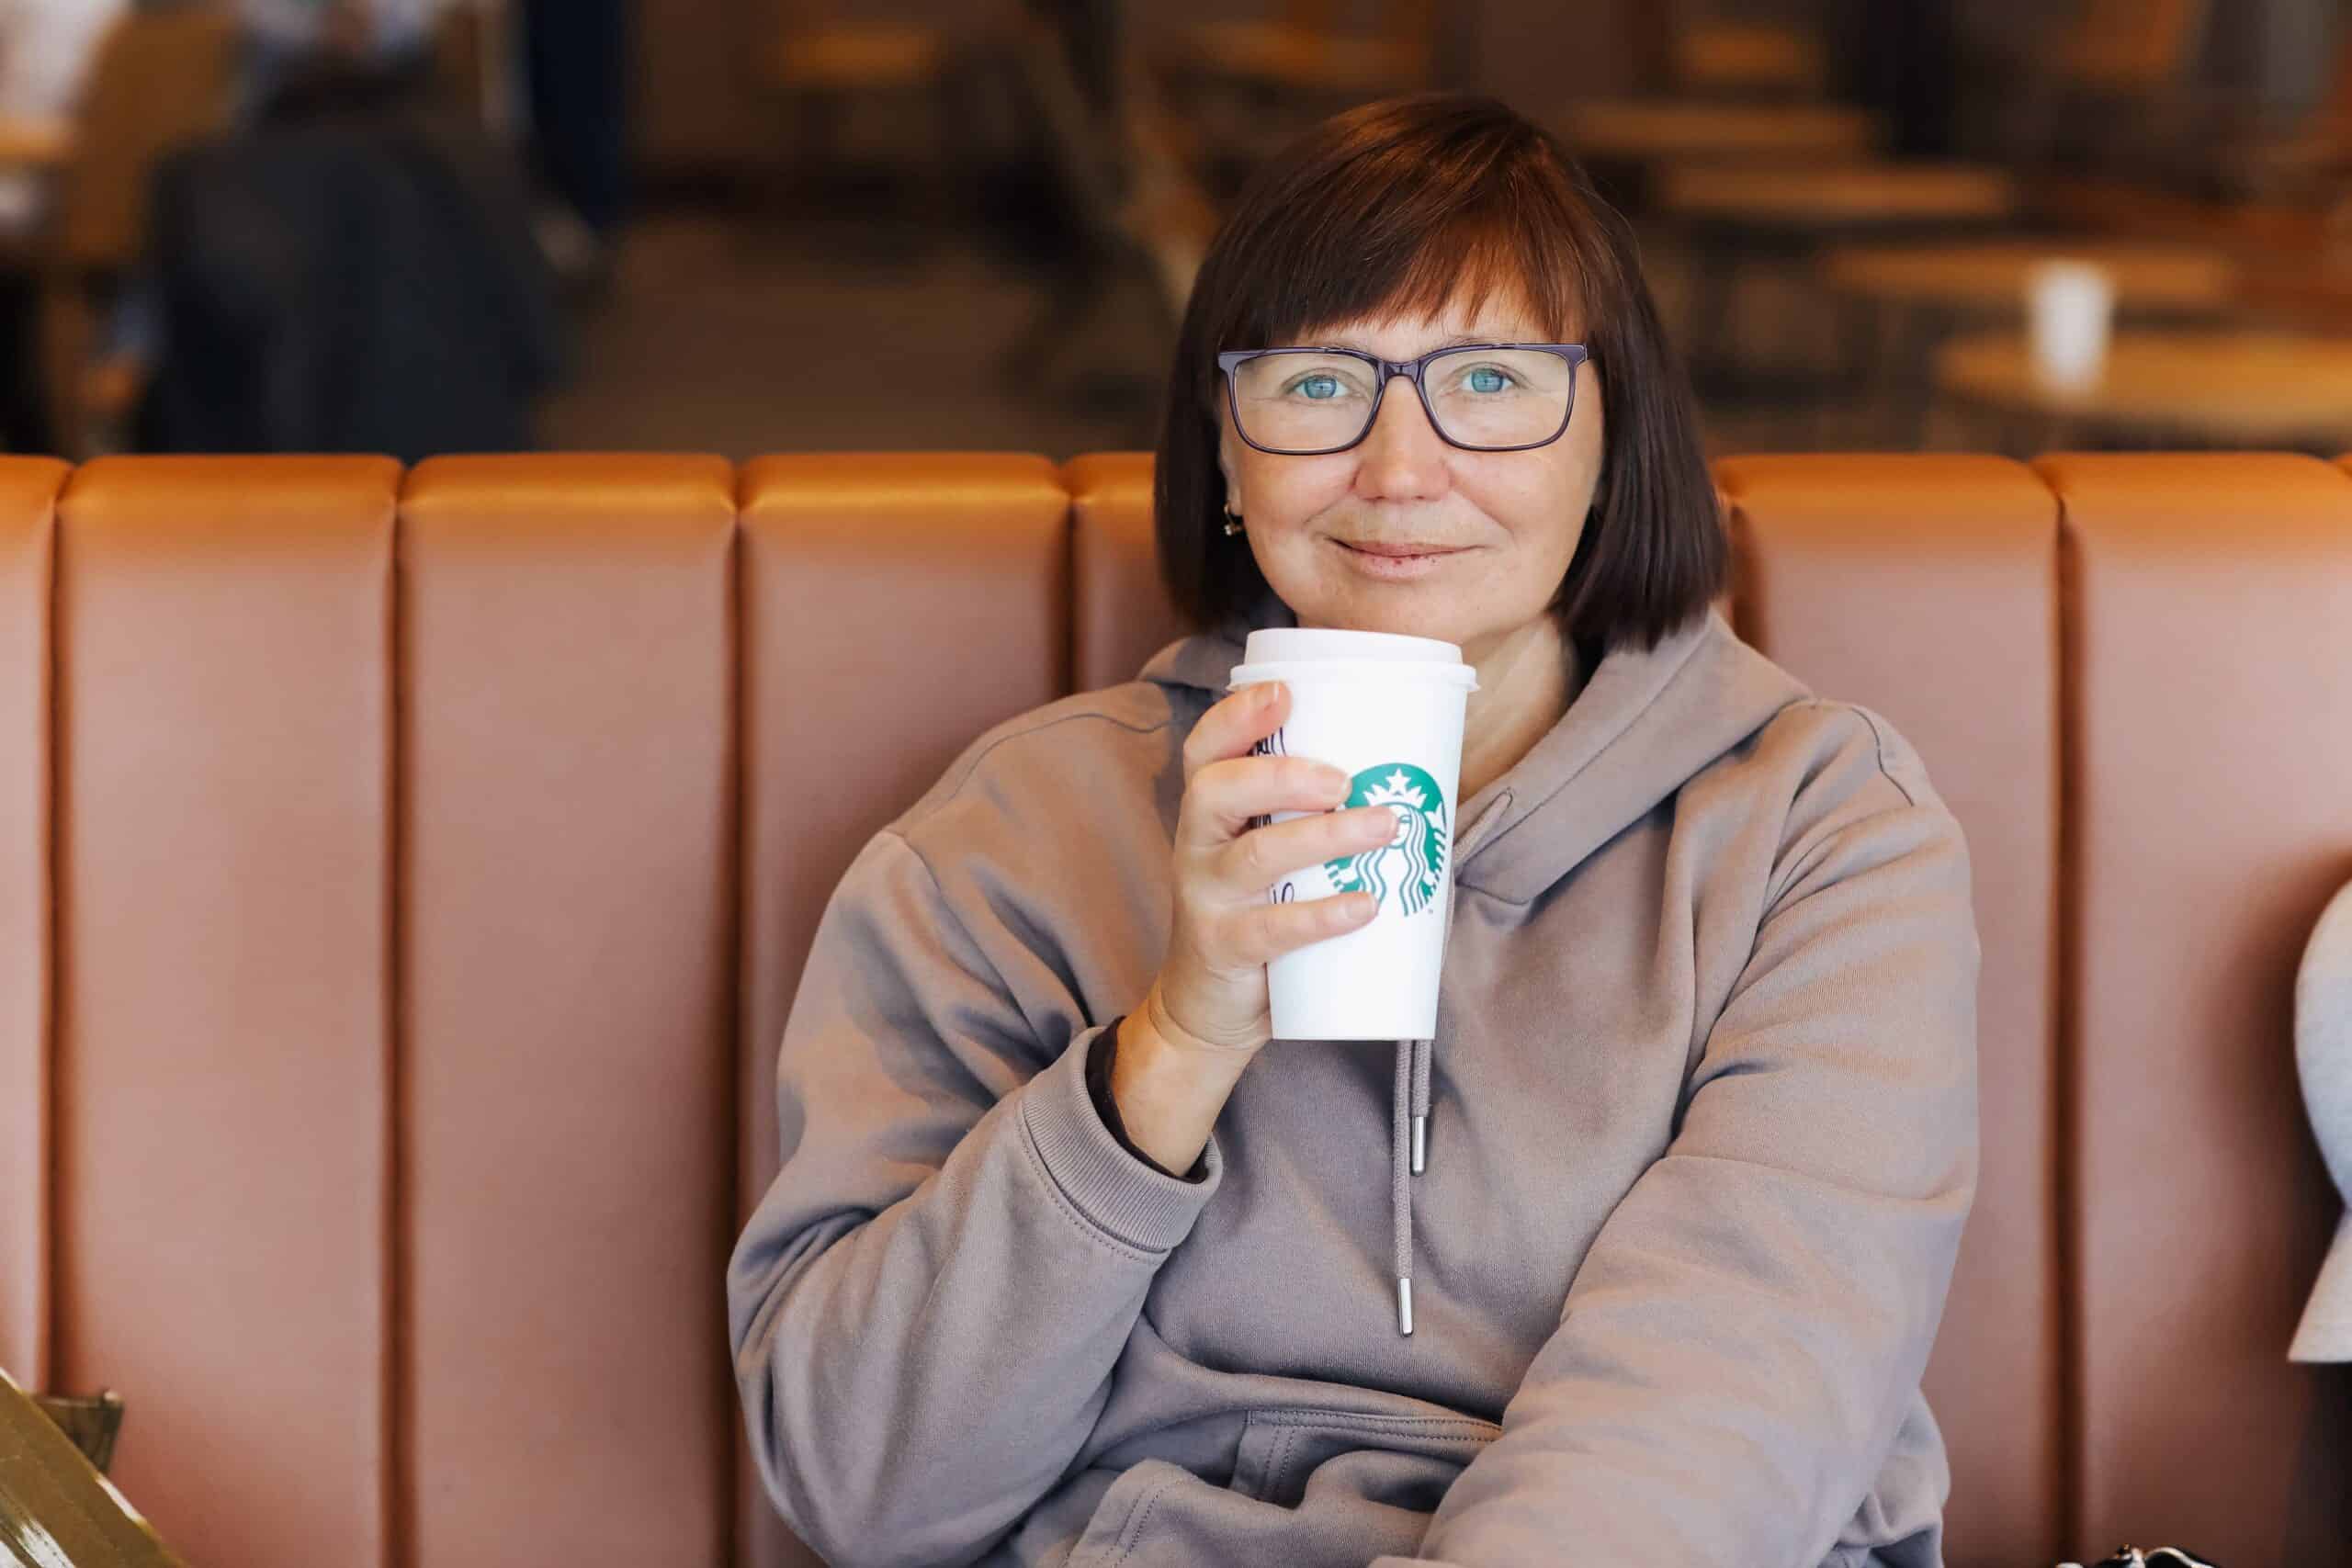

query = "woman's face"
[1217,292,1603,662]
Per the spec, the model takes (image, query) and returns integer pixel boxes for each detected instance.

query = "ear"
[1216,418,1245,517]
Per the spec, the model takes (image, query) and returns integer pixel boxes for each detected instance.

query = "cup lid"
[1239,627,1464,665]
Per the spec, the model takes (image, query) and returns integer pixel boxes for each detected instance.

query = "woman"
[729,95,1978,1568]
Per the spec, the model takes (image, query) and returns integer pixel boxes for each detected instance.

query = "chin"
[1291,592,1480,647]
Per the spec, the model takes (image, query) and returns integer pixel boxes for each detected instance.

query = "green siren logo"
[1324,763,1449,917]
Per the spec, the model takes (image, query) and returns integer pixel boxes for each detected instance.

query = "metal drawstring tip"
[1396,1277,1414,1336]
[1410,1113,1426,1176]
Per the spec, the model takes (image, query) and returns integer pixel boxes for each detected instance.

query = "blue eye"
[1296,374,1340,400]
[1467,366,1510,393]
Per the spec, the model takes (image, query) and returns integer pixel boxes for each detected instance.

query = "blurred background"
[8,0,2352,464]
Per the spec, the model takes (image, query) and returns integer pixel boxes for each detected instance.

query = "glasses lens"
[1229,351,1381,452]
[1422,347,1575,449]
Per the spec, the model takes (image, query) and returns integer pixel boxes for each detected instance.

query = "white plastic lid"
[1238,627,1464,665]
[1228,626,1476,691]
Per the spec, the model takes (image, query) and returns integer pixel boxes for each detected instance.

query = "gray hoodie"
[729,605,1980,1568]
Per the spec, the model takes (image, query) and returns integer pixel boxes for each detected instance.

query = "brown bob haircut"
[1155,94,1725,656]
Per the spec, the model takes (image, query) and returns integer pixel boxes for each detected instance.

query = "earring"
[1222,505,1245,537]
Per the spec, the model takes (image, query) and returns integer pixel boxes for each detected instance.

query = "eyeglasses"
[1217,344,1589,456]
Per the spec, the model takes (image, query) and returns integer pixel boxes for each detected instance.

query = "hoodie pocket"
[1229,1407,1504,1509]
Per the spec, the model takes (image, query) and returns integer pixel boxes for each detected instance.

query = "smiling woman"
[732,92,1979,1568]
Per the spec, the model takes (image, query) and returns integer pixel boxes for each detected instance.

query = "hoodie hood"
[1138,601,1815,1332]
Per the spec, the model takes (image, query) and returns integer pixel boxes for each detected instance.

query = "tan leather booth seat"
[1720,457,2064,1568]
[2041,456,2352,1559]
[734,454,1071,1568]
[0,453,2346,1568]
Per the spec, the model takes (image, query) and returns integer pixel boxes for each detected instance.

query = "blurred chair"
[0,9,237,457]
[2052,0,2211,98]
[1555,5,1870,217]
[1159,0,1439,192]
[755,1,955,214]
[1988,0,2214,173]
[2205,26,2352,228]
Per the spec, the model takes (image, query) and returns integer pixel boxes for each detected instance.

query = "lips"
[1336,540,1464,558]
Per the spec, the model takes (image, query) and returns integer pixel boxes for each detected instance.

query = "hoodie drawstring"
[1410,1036,1432,1174]
[1388,790,1510,1337]
[1390,1039,1417,1335]
[1391,1036,1434,1335]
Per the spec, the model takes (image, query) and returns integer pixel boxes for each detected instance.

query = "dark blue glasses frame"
[1216,343,1589,455]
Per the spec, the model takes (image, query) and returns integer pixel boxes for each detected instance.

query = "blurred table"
[1673,22,1825,96]
[1935,330,2352,451]
[1825,239,2236,316]
[1560,102,1880,217]
[1659,162,2019,230]
[1559,101,1877,164]
[1176,21,1419,96]
[1826,240,2239,444]
[1658,162,2022,412]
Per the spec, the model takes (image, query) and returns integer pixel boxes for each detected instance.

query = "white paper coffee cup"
[1228,627,1477,1041]
[2027,258,2114,392]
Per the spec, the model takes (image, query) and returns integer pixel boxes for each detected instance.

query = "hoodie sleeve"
[1379,709,1981,1568]
[728,829,1223,1568]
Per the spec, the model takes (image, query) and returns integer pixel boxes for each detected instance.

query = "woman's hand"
[1113,681,1396,1174]
[1150,680,1399,1055]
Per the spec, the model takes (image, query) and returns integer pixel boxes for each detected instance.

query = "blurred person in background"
[519,0,624,282]
[238,0,450,117]
[0,0,125,450]
[90,0,561,458]
[0,0,125,231]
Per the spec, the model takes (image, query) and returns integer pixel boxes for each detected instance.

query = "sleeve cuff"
[1087,1019,1207,1182]
[1021,1021,1224,1255]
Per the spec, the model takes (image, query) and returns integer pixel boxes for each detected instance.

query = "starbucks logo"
[1324,763,1449,917]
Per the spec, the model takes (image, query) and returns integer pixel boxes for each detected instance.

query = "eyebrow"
[1317,331,1513,354]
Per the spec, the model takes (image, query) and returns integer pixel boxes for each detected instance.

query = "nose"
[1351,374,1450,504]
